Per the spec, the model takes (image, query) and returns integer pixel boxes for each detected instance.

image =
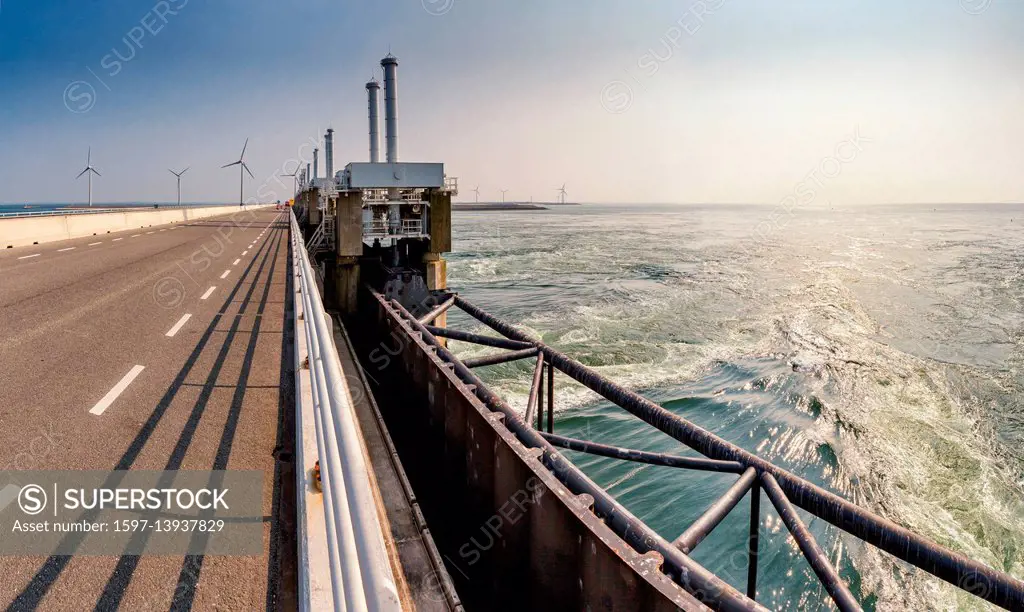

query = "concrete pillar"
[427,190,452,254]
[334,257,360,315]
[308,189,321,227]
[334,191,364,315]
[423,254,447,291]
[424,189,452,339]
[423,254,447,344]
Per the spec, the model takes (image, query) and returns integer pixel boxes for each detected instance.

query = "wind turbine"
[169,167,189,207]
[280,170,300,197]
[500,189,509,204]
[558,184,568,205]
[473,186,480,203]
[222,138,254,206]
[76,148,101,207]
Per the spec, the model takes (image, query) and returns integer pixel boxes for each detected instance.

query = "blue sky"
[1,0,1021,204]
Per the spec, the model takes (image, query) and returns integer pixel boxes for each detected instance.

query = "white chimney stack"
[366,80,381,163]
[324,129,334,178]
[381,54,399,164]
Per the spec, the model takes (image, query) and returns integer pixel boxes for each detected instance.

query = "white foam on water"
[449,204,1024,609]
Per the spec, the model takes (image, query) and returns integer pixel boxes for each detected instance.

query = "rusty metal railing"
[380,289,1024,611]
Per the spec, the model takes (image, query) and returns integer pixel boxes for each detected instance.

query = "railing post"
[538,364,545,430]
[546,362,554,434]
[747,476,760,601]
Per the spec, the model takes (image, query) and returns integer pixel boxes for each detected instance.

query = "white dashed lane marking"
[89,365,145,416]
[17,254,40,260]
[165,314,192,338]
[201,286,216,300]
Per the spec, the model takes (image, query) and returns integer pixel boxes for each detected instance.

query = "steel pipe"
[418,295,456,326]
[747,480,761,600]
[542,433,745,474]
[424,325,534,351]
[461,347,539,369]
[523,354,545,426]
[452,295,1024,610]
[381,295,764,612]
[674,467,758,553]
[761,474,861,612]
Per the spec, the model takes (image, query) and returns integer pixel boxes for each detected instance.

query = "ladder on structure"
[307,213,335,258]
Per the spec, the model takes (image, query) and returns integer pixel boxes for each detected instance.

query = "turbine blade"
[91,169,101,177]
[243,163,255,179]
[76,168,89,179]
[182,167,190,175]
[240,138,249,159]
[222,161,241,169]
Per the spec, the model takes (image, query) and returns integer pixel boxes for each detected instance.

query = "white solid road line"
[201,286,216,300]
[17,254,40,259]
[232,258,240,265]
[88,242,102,246]
[57,247,75,252]
[165,313,192,337]
[89,365,145,416]
[220,270,230,279]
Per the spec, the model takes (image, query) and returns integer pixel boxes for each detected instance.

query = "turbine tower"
[500,189,509,204]
[473,186,480,203]
[222,138,254,206]
[169,167,189,207]
[558,184,568,205]
[76,148,101,207]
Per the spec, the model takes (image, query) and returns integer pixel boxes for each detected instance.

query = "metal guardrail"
[393,292,1024,611]
[362,218,426,238]
[290,210,401,612]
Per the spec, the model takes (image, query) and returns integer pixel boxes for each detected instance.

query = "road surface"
[0,209,295,611]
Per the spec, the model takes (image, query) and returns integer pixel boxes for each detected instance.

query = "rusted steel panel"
[489,424,535,608]
[371,294,713,611]
[442,378,468,493]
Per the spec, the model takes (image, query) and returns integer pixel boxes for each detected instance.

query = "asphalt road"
[0,208,295,611]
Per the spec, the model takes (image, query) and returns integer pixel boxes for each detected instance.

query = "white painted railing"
[290,209,401,612]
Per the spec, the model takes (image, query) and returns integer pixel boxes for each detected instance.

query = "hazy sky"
[0,0,1021,205]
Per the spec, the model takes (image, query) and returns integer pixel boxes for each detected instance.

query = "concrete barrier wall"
[1,205,273,249]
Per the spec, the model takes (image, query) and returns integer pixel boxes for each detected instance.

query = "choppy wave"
[448,204,1024,610]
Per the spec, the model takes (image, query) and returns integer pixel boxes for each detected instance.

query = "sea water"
[446,203,1024,611]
